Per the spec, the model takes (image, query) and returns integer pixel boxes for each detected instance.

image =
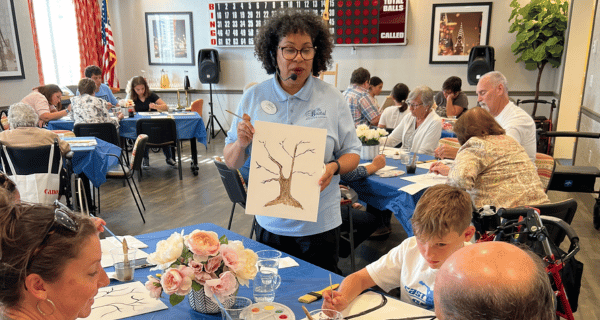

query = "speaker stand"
[205,83,227,144]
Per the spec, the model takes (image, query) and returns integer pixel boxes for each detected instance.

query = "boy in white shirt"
[322,184,475,311]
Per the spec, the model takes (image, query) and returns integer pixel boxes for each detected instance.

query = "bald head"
[434,242,554,320]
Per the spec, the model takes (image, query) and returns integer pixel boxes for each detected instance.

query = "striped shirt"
[343,85,380,126]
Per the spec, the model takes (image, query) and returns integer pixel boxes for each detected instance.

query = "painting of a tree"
[255,139,316,209]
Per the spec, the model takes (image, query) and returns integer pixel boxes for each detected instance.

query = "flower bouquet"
[145,230,258,313]
[356,124,388,146]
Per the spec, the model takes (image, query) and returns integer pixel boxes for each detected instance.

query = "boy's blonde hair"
[411,184,472,240]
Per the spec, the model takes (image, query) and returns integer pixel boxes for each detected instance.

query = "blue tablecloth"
[65,137,120,187]
[48,112,207,147]
[343,155,434,237]
[106,223,344,319]
[441,129,456,138]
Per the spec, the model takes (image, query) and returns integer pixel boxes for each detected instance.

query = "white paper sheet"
[246,121,327,222]
[66,139,97,147]
[279,257,299,269]
[80,282,168,320]
[359,164,397,172]
[417,159,454,170]
[100,236,149,268]
[399,173,448,195]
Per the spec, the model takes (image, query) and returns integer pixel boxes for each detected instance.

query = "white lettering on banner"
[383,5,404,12]
[381,32,404,39]
[384,0,404,4]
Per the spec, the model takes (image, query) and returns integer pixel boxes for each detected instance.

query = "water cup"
[109,247,137,281]
[406,155,419,174]
[256,250,281,275]
[308,309,343,320]
[121,107,129,118]
[220,296,252,320]
[400,153,411,165]
[252,265,281,302]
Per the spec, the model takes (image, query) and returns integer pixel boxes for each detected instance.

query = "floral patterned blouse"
[448,135,549,209]
[71,94,119,129]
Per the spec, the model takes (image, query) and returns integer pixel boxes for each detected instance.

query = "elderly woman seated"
[430,107,549,209]
[71,78,123,128]
[0,102,71,156]
[0,195,109,320]
[380,85,442,155]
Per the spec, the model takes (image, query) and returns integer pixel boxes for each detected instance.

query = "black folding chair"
[0,139,72,205]
[136,118,182,180]
[73,122,128,165]
[213,158,256,238]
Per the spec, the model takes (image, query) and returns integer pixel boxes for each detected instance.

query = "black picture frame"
[0,0,25,79]
[145,12,195,66]
[429,2,493,64]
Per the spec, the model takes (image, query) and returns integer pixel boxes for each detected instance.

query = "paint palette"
[244,302,295,320]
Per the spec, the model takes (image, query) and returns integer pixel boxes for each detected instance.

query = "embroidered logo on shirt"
[404,281,434,310]
[305,108,327,119]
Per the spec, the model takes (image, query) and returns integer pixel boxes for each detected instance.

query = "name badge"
[261,101,277,115]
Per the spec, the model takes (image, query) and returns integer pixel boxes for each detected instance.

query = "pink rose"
[204,271,238,302]
[220,243,242,272]
[205,255,223,273]
[160,265,194,296]
[185,230,220,260]
[189,260,214,285]
[145,275,162,299]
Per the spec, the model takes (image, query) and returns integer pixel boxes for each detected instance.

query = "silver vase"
[360,144,379,161]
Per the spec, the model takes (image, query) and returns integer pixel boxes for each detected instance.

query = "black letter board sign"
[208,0,408,47]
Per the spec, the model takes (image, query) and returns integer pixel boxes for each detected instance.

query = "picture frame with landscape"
[145,12,195,66]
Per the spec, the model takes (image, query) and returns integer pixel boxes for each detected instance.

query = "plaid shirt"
[343,85,380,126]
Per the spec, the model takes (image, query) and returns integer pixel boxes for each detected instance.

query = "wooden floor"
[95,135,599,319]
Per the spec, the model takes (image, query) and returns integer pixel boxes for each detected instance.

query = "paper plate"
[245,302,295,320]
[375,170,405,178]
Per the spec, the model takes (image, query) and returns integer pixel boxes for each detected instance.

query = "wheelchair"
[473,206,583,320]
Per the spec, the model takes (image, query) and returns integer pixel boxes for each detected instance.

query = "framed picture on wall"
[429,2,492,64]
[145,12,195,66]
[0,0,25,79]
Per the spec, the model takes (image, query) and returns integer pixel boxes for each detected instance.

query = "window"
[32,0,80,85]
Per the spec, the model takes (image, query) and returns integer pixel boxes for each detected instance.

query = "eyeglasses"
[409,102,424,109]
[279,46,316,61]
[26,204,78,268]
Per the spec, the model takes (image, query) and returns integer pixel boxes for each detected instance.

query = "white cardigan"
[384,111,442,156]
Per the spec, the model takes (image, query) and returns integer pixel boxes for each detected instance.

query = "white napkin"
[279,257,299,269]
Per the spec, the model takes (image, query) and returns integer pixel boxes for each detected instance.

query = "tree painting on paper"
[255,139,316,209]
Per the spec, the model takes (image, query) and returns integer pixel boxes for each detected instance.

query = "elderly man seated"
[434,241,554,320]
[0,102,70,155]
[435,71,536,162]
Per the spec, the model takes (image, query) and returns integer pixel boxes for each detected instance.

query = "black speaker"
[467,46,495,85]
[198,49,220,84]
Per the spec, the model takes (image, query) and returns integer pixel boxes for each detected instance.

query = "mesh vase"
[188,289,234,314]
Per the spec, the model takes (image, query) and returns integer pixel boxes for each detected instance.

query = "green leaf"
[219,235,228,244]
[525,62,538,70]
[170,294,185,306]
[192,281,203,292]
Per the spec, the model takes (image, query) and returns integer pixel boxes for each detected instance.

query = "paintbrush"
[226,109,244,120]
[329,274,334,301]
[302,306,315,320]
[380,136,388,155]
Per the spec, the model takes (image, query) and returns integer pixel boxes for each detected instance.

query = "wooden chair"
[191,99,203,117]
[319,63,338,87]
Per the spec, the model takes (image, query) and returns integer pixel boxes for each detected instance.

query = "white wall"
[0,0,41,106]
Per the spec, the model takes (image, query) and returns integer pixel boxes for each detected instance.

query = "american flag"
[101,0,119,89]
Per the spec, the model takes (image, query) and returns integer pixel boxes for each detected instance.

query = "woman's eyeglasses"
[279,46,316,61]
[409,102,424,109]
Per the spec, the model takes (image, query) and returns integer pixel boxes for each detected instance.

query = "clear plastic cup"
[256,250,281,275]
[109,247,137,281]
[252,266,281,302]
[221,296,252,320]
[308,309,343,320]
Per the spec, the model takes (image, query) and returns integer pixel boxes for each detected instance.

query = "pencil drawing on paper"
[255,138,316,209]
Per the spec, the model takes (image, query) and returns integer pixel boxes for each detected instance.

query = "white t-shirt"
[379,106,408,129]
[494,101,537,162]
[366,237,437,310]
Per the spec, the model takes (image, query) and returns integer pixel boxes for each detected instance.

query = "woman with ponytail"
[378,83,410,130]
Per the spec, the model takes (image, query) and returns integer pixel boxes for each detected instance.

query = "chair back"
[214,159,247,207]
[535,153,555,192]
[130,134,148,172]
[527,198,577,247]
[191,99,203,116]
[0,141,62,175]
[73,122,120,146]
[136,118,178,147]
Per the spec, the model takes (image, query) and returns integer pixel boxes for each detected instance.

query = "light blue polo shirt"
[225,75,361,237]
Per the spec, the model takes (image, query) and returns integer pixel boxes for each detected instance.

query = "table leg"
[190,138,199,176]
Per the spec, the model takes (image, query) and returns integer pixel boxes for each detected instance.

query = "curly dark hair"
[254,9,334,76]
[453,107,505,145]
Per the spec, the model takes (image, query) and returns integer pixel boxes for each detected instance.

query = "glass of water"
[253,261,281,302]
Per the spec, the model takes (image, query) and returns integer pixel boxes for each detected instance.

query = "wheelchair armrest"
[541,131,600,139]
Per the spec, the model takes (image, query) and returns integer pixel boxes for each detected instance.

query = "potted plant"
[508,0,568,117]
[356,124,388,160]
[145,230,258,314]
